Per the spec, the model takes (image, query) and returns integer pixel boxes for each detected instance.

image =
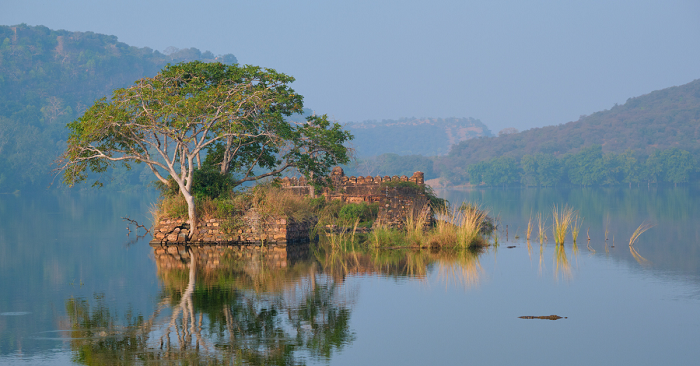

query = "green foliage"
[468,157,520,187]
[191,167,236,199]
[338,202,379,224]
[0,24,237,192]
[466,145,697,187]
[154,166,235,200]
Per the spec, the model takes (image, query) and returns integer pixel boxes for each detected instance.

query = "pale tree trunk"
[183,154,197,240]
[220,136,233,175]
[183,190,197,241]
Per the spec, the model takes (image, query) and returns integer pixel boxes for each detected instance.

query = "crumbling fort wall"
[280,167,432,228]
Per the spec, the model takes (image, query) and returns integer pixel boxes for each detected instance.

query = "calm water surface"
[1,187,699,365]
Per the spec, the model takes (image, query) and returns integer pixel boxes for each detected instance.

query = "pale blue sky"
[2,0,699,132]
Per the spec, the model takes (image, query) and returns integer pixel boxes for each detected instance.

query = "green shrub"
[191,167,235,199]
[154,166,235,200]
[338,202,379,223]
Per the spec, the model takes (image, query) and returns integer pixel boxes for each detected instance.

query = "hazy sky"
[2,0,699,132]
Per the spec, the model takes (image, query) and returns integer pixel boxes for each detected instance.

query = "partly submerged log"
[519,315,567,320]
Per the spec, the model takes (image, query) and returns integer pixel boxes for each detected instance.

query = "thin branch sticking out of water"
[123,216,150,235]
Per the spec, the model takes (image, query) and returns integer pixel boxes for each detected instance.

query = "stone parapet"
[279,167,425,189]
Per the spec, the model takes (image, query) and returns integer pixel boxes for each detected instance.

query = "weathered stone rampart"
[151,215,316,246]
[281,167,432,229]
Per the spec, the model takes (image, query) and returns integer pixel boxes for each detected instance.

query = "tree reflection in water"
[62,243,488,365]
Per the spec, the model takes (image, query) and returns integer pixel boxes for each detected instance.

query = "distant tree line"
[466,145,697,187]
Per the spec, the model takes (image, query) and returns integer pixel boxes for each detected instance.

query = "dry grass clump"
[155,182,315,222]
[249,183,315,222]
[552,205,574,246]
[428,217,458,247]
[426,204,489,248]
[157,193,189,219]
[404,204,430,245]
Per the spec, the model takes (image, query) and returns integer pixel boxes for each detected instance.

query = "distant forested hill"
[438,79,700,185]
[0,24,237,192]
[344,117,492,157]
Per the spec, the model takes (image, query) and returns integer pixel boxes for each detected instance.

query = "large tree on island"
[59,61,352,237]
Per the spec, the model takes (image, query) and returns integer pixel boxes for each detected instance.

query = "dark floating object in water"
[519,315,566,320]
[507,246,516,248]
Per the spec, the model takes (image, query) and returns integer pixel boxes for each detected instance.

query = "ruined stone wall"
[280,168,432,229]
[151,215,316,246]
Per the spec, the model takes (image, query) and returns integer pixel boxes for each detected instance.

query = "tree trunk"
[182,189,197,241]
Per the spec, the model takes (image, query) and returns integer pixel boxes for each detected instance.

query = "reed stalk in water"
[629,222,655,247]
[537,213,547,244]
[571,213,583,245]
[526,215,533,242]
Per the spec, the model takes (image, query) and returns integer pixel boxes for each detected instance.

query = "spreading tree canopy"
[59,61,352,237]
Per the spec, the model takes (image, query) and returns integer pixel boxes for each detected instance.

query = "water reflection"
[58,243,490,365]
[313,244,485,289]
[553,244,572,281]
[438,187,700,278]
[60,244,354,365]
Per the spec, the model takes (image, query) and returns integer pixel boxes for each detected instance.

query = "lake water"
[1,187,699,365]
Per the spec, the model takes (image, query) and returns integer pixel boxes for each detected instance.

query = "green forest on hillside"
[464,145,696,187]
[432,79,700,186]
[0,24,237,192]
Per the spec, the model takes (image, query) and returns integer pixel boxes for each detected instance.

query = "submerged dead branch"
[123,216,150,234]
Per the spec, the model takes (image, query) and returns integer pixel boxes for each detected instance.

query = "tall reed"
[536,213,547,244]
[570,213,583,245]
[404,204,429,245]
[456,204,488,248]
[629,222,655,247]
[526,215,533,241]
[552,205,574,246]
[429,207,458,246]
